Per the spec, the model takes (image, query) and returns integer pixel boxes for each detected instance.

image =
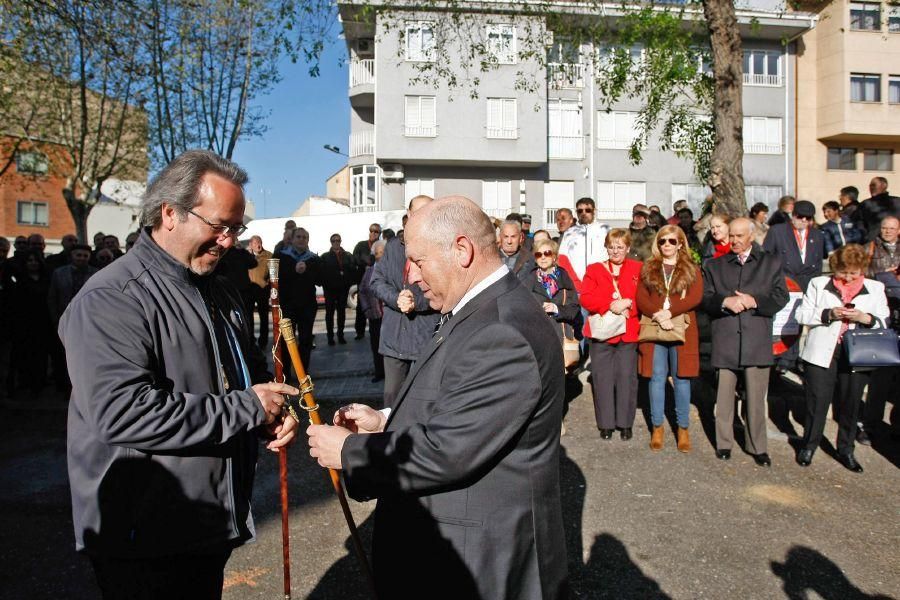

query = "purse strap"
[561,289,573,341]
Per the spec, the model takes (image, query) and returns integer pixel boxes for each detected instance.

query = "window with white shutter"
[549,99,582,159]
[405,22,435,62]
[481,181,513,219]
[486,98,517,139]
[486,24,516,64]
[597,181,646,214]
[742,116,782,154]
[405,96,437,137]
[404,179,435,204]
[597,111,637,149]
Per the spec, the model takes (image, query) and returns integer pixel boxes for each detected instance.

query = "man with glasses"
[60,150,298,599]
[763,199,825,292]
[321,233,358,345]
[853,177,900,242]
[558,197,608,292]
[352,223,382,340]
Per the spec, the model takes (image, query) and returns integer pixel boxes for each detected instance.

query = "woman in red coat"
[581,229,643,440]
[636,225,703,452]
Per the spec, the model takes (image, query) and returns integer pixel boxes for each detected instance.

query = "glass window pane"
[35,203,48,225]
[753,53,764,76]
[767,53,779,77]
[742,52,750,75]
[889,79,900,104]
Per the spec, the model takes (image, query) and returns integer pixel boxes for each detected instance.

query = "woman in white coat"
[795,244,890,472]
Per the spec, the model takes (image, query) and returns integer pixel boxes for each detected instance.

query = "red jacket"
[579,258,642,344]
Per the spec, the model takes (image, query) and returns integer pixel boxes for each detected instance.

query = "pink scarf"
[833,276,865,343]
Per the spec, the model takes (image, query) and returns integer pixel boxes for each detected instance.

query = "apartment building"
[796,0,900,208]
[338,1,816,231]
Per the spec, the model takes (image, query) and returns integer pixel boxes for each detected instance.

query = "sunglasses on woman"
[534,250,554,258]
[657,238,679,247]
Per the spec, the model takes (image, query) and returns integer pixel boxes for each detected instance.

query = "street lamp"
[323,144,347,156]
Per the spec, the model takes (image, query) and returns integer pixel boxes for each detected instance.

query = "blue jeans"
[649,343,691,428]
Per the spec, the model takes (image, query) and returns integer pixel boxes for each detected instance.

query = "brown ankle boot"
[677,427,691,453]
[650,426,664,451]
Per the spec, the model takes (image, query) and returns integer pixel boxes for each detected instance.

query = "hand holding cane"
[278,317,377,598]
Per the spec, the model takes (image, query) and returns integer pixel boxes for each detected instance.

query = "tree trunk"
[63,187,93,243]
[703,0,746,217]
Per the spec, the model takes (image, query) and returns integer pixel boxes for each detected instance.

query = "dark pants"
[589,341,638,429]
[369,318,384,379]
[245,284,269,347]
[863,366,898,432]
[324,288,349,341]
[284,302,317,380]
[355,305,367,337]
[802,351,869,455]
[90,550,231,600]
[383,356,412,409]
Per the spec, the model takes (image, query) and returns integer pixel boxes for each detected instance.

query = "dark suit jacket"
[341,272,569,600]
[701,244,789,369]
[762,223,824,291]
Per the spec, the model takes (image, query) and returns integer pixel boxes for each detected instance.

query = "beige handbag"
[588,263,627,341]
[638,313,690,344]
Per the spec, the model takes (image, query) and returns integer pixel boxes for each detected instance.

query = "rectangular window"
[742,116,783,154]
[851,73,881,102]
[597,111,637,150]
[15,151,49,175]
[486,98,517,139]
[850,2,881,31]
[889,76,900,104]
[405,21,434,62]
[596,181,646,215]
[890,7,900,33]
[481,181,512,219]
[827,147,857,170]
[864,149,893,171]
[544,181,575,229]
[745,185,784,214]
[16,201,49,226]
[548,99,583,159]
[486,24,516,64]
[596,44,643,73]
[404,96,437,137]
[404,179,435,204]
[350,165,379,211]
[670,183,711,218]
[742,49,782,86]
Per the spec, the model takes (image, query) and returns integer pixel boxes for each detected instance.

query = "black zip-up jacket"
[60,228,271,557]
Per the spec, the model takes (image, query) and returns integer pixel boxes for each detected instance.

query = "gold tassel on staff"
[278,317,377,599]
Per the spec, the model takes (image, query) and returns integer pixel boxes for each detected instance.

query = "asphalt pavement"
[1,309,897,599]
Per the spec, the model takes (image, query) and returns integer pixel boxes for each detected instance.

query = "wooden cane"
[278,317,377,599]
[267,258,292,600]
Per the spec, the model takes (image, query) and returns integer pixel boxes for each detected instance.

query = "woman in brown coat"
[636,225,703,452]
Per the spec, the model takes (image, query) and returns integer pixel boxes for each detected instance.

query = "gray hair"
[372,239,386,254]
[141,149,248,228]
[500,219,522,233]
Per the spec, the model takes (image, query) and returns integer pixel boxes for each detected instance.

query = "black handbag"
[843,319,900,371]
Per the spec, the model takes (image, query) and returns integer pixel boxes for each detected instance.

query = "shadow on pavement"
[771,546,895,600]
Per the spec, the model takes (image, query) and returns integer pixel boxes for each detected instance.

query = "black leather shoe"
[620,428,633,441]
[753,453,772,467]
[796,449,814,467]
[599,429,614,440]
[327,338,336,346]
[716,449,731,460]
[338,337,347,345]
[837,453,864,473]
[354,333,365,340]
[856,428,872,446]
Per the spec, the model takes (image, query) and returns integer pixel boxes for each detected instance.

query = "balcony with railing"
[404,124,437,137]
[349,130,374,157]
[549,135,583,160]
[743,142,783,155]
[486,127,518,140]
[743,73,783,87]
[548,62,585,89]
[350,58,375,87]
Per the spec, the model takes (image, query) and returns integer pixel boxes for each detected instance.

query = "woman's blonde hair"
[829,243,871,273]
[641,225,698,294]
[605,228,632,248]
[534,238,559,255]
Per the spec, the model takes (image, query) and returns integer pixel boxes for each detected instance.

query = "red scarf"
[713,240,731,259]
[833,276,865,343]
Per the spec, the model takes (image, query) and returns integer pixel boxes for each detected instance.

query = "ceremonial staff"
[267,258,292,600]
[278,317,377,598]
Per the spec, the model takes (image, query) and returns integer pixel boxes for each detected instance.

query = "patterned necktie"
[434,312,452,334]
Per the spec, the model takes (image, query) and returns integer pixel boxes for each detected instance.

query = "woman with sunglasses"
[636,226,704,452]
[525,239,580,344]
[580,229,642,440]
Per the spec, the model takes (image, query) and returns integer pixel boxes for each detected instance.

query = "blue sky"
[231,32,350,219]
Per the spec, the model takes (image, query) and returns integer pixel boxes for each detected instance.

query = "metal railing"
[486,127,518,139]
[548,62,585,88]
[549,135,583,159]
[404,125,437,137]
[744,142,783,155]
[349,130,374,156]
[350,59,375,87]
[743,73,782,87]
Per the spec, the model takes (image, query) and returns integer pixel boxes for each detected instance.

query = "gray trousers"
[589,341,638,429]
[383,356,412,409]
[715,367,770,454]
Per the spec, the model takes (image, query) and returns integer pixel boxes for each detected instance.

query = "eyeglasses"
[187,210,247,237]
[331,239,341,244]
[794,215,813,221]
[534,250,555,259]
[576,208,594,214]
[657,238,679,247]
[370,229,381,234]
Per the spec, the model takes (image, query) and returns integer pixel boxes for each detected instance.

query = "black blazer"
[341,272,569,599]
[763,223,824,291]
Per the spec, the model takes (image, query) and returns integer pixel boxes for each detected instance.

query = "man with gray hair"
[498,219,532,280]
[308,195,569,599]
[60,149,299,598]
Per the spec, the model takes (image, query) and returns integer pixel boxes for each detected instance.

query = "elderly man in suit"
[763,199,825,292]
[703,218,789,467]
[307,196,569,599]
